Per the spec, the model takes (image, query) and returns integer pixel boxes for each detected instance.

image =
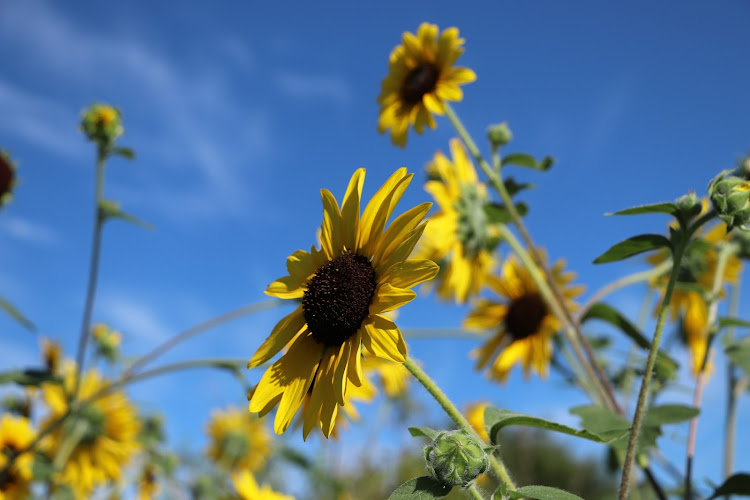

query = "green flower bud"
[487,122,513,148]
[676,192,701,218]
[424,429,489,486]
[0,149,18,209]
[709,170,750,230]
[80,103,124,149]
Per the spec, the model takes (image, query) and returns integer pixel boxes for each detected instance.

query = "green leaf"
[508,486,585,500]
[0,369,60,387]
[0,295,35,332]
[484,202,529,224]
[581,303,650,350]
[408,427,440,440]
[503,177,535,197]
[593,234,671,264]
[484,407,615,446]
[569,406,631,444]
[726,337,750,377]
[112,147,136,160]
[492,483,510,500]
[644,404,698,426]
[707,473,750,499]
[607,202,680,216]
[31,452,56,482]
[99,199,155,230]
[719,317,750,330]
[388,476,452,500]
[502,153,554,171]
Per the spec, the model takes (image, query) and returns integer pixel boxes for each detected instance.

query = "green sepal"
[0,294,36,332]
[0,369,61,387]
[387,476,452,499]
[507,486,585,500]
[725,336,750,377]
[593,234,671,264]
[580,302,650,350]
[707,473,750,499]
[484,202,529,225]
[409,427,441,440]
[484,407,617,446]
[606,202,680,216]
[99,199,154,230]
[112,146,136,160]
[502,153,554,171]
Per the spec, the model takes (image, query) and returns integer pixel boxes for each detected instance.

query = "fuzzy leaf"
[707,473,750,499]
[644,404,698,426]
[593,234,671,264]
[484,407,614,445]
[502,153,554,171]
[607,202,680,216]
[409,427,440,440]
[388,476,452,500]
[581,302,650,349]
[509,486,585,500]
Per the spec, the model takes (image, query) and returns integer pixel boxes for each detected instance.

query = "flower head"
[0,150,18,209]
[80,103,124,148]
[0,415,35,500]
[416,139,496,303]
[465,254,583,382]
[205,407,271,471]
[41,367,141,497]
[233,470,294,500]
[91,323,122,362]
[377,23,476,147]
[248,168,437,438]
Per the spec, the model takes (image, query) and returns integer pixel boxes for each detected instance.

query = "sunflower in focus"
[248,168,437,438]
[377,23,476,147]
[0,415,35,500]
[416,139,496,304]
[206,407,271,471]
[41,367,141,497]
[465,254,583,382]
[233,470,294,500]
[648,219,742,376]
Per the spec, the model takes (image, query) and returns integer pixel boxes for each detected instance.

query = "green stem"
[685,242,737,499]
[468,483,485,500]
[723,280,741,494]
[125,299,282,375]
[618,241,686,500]
[403,357,516,489]
[72,149,107,399]
[622,289,655,413]
[52,417,87,469]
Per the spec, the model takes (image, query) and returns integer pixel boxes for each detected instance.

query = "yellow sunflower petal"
[359,168,412,253]
[320,189,342,259]
[379,259,439,290]
[471,331,505,370]
[373,203,432,266]
[370,283,417,314]
[248,307,306,368]
[378,223,428,272]
[333,341,352,406]
[347,330,364,387]
[493,339,530,381]
[362,314,407,362]
[464,300,507,330]
[265,276,305,299]
[340,168,365,251]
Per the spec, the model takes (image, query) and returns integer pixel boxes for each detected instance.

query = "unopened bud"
[80,103,124,149]
[487,122,512,148]
[424,429,490,486]
[709,170,750,231]
[676,192,701,218]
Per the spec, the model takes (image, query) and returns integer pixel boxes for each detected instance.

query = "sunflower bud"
[80,103,123,149]
[92,323,122,363]
[676,192,701,219]
[709,170,750,230]
[0,149,18,209]
[487,122,513,148]
[424,429,489,486]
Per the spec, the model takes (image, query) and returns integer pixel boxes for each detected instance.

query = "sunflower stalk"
[402,357,516,489]
[52,417,88,469]
[685,240,739,499]
[468,483,486,500]
[723,279,741,495]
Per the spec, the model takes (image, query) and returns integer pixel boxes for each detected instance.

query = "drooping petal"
[471,331,505,370]
[248,307,306,368]
[362,314,407,362]
[370,283,417,314]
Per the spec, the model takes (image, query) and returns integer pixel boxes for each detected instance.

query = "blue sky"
[1,0,749,496]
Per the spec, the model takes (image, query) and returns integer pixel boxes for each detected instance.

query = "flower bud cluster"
[709,170,750,231]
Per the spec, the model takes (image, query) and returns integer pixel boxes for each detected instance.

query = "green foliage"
[707,473,750,499]
[581,302,651,350]
[725,336,750,377]
[0,294,35,332]
[606,202,681,217]
[388,476,452,500]
[484,407,616,446]
[593,234,671,264]
[501,153,554,171]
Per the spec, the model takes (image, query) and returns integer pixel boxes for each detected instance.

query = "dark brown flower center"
[0,445,19,491]
[0,155,13,200]
[505,294,547,340]
[401,63,440,104]
[303,253,376,346]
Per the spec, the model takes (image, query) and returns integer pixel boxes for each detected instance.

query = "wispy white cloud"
[0,215,60,246]
[99,296,172,346]
[275,72,353,104]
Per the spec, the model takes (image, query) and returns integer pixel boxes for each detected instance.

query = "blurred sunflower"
[42,367,141,497]
[466,401,490,443]
[648,218,742,376]
[362,356,410,398]
[377,23,476,147]
[248,168,437,438]
[416,139,496,303]
[0,414,35,500]
[137,464,158,500]
[205,407,271,471]
[465,254,583,382]
[0,149,17,208]
[232,470,294,500]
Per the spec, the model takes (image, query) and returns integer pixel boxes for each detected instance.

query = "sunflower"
[0,150,17,209]
[377,23,476,148]
[465,254,583,382]
[137,464,159,500]
[205,407,271,471]
[415,139,496,304]
[648,218,742,376]
[42,367,141,497]
[248,168,437,438]
[233,470,294,500]
[0,415,35,500]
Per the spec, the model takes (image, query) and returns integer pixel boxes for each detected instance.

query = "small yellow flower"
[0,150,17,209]
[466,254,583,382]
[0,415,35,500]
[205,407,271,471]
[41,367,141,497]
[377,23,476,147]
[466,401,490,443]
[232,470,295,500]
[248,168,437,439]
[416,139,496,304]
[80,103,124,146]
[91,323,122,362]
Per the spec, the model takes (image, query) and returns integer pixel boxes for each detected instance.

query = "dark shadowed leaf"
[508,485,585,500]
[502,153,554,171]
[707,473,750,499]
[581,303,650,349]
[593,234,671,264]
[388,476,452,500]
[607,202,680,216]
[484,407,614,445]
[485,202,529,224]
